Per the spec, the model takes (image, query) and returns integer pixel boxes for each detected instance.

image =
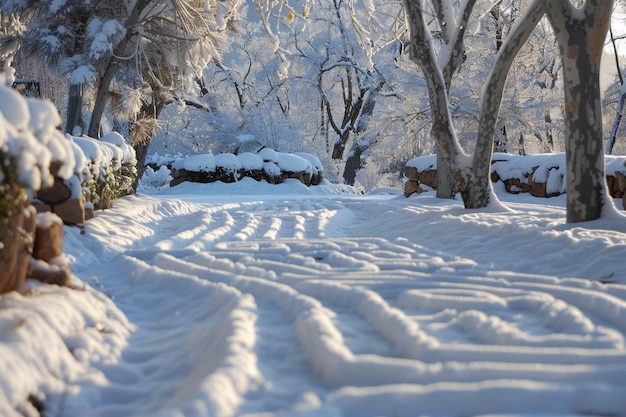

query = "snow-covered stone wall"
[149,150,324,187]
[405,153,626,208]
[1,81,136,294]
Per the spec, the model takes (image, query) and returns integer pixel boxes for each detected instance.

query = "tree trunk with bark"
[468,0,545,208]
[88,0,149,138]
[544,0,613,222]
[403,0,466,198]
[65,83,84,135]
[129,94,166,191]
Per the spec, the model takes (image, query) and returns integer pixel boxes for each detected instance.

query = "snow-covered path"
[5,180,626,417]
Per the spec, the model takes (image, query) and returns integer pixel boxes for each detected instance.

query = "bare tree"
[606,21,625,155]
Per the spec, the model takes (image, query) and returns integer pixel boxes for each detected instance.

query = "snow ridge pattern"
[4,183,626,416]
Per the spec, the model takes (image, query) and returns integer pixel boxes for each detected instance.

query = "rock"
[528,168,547,198]
[609,173,624,198]
[607,175,616,197]
[503,177,528,194]
[32,212,63,262]
[32,201,52,213]
[84,202,94,221]
[242,169,265,182]
[53,197,85,225]
[27,258,71,287]
[529,181,546,198]
[34,177,72,205]
[418,170,438,189]
[49,160,64,178]
[404,180,423,197]
[616,172,626,193]
[0,195,37,294]
[404,165,419,182]
[170,176,188,187]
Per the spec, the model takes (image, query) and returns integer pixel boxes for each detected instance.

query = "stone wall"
[168,150,324,188]
[0,194,36,294]
[404,154,626,209]
[0,197,70,294]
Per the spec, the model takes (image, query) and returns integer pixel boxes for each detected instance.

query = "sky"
[2,173,626,417]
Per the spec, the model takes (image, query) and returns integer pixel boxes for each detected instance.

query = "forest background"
[2,0,625,194]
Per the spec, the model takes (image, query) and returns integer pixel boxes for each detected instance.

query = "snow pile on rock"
[405,153,626,201]
[164,149,324,187]
[0,83,78,191]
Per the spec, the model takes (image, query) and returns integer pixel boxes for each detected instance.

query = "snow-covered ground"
[3,178,626,417]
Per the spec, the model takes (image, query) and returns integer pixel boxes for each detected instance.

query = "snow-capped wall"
[0,80,139,294]
[163,150,324,187]
[405,153,626,203]
[0,84,78,192]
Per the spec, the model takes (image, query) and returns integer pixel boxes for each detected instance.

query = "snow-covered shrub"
[173,154,216,173]
[138,165,173,191]
[72,132,136,209]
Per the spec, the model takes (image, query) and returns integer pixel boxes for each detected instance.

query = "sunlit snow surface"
[3,178,626,417]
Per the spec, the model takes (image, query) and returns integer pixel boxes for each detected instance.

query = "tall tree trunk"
[404,0,476,201]
[544,110,554,150]
[467,0,545,208]
[130,96,165,191]
[545,0,613,223]
[65,83,84,135]
[343,142,363,186]
[332,130,351,160]
[342,84,381,185]
[404,0,465,198]
[435,153,458,199]
[88,0,149,138]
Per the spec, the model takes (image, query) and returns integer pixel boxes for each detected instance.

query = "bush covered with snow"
[73,132,137,209]
[138,165,173,192]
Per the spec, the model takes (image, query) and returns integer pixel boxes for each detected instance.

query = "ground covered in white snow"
[2,179,626,417]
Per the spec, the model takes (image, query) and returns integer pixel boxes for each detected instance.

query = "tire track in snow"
[78,195,626,416]
[63,256,260,417]
[151,253,336,413]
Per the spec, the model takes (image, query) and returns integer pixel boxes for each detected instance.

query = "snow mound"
[0,84,81,189]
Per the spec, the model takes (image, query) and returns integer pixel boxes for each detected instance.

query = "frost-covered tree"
[473,1,564,155]
[404,0,617,222]
[605,8,625,156]
[1,0,244,184]
[0,0,96,131]
[197,0,413,186]
[292,0,389,185]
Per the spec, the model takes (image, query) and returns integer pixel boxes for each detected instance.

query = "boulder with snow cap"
[259,148,279,163]
[277,153,311,185]
[215,153,243,183]
[166,150,325,187]
[296,152,324,185]
[238,152,265,181]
